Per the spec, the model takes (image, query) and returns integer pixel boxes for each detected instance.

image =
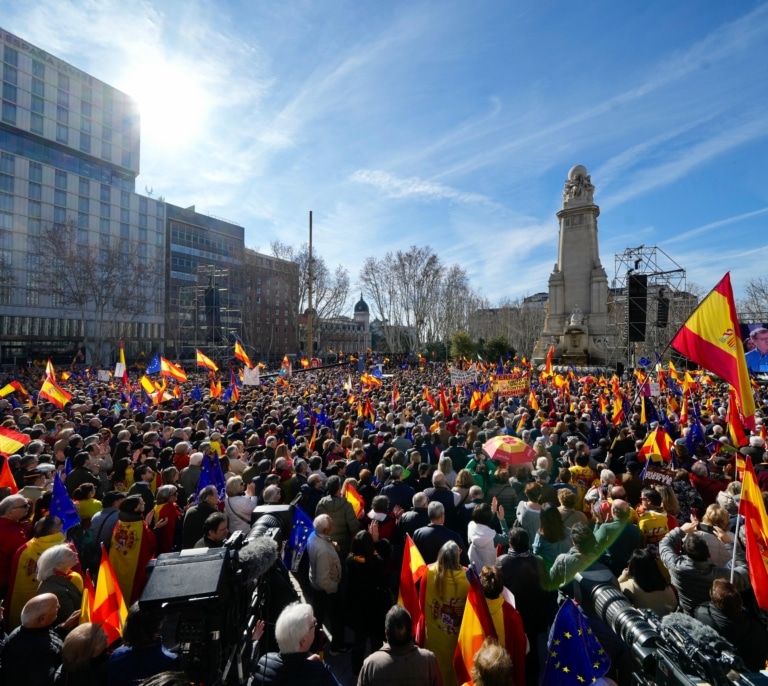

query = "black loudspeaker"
[628,274,647,342]
[656,288,670,328]
[616,362,625,377]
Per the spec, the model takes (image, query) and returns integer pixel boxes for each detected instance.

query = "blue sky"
[3,0,767,307]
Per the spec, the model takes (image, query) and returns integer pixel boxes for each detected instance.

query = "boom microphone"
[237,534,278,585]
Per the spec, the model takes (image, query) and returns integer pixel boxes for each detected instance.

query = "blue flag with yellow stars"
[542,598,610,685]
[50,472,81,533]
[283,505,314,573]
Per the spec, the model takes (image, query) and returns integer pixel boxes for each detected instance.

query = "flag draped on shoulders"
[109,518,156,604]
[740,460,768,609]
[670,273,755,429]
[5,532,68,629]
[453,568,496,685]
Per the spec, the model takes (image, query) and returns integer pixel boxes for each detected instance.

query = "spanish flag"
[671,273,755,430]
[160,357,187,383]
[234,341,253,369]
[398,535,427,634]
[423,385,437,410]
[638,427,674,462]
[109,519,156,604]
[726,387,748,449]
[45,358,56,382]
[528,390,539,411]
[39,377,73,409]
[740,459,768,609]
[196,349,219,372]
[0,381,27,398]
[0,452,18,493]
[343,482,364,517]
[139,375,159,395]
[93,543,128,643]
[0,425,30,456]
[544,344,554,377]
[210,378,222,399]
[453,568,497,685]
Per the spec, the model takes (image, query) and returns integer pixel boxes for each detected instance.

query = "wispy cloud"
[350,169,496,207]
[663,207,768,245]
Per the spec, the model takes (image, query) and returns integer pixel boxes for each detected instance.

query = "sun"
[121,59,209,148]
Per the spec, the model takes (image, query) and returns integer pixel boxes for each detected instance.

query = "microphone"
[236,534,278,585]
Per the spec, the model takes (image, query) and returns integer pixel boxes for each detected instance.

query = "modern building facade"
[165,203,245,363]
[0,28,164,366]
[243,248,299,364]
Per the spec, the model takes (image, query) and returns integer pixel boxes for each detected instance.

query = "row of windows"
[0,129,136,191]
[0,315,163,340]
[170,227,240,257]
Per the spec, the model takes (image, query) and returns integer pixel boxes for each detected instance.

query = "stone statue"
[563,165,595,204]
[569,305,583,327]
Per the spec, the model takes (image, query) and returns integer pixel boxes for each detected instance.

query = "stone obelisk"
[532,165,609,367]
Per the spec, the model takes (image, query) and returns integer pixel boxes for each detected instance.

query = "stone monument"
[532,165,609,367]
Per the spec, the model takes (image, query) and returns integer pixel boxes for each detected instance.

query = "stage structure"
[606,245,690,370]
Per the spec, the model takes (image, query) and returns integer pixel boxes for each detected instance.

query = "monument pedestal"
[532,165,609,367]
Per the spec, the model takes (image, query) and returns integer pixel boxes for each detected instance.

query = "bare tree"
[270,240,350,352]
[34,220,161,365]
[740,276,768,321]
[359,253,400,352]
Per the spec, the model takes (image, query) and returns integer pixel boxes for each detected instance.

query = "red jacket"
[0,517,29,588]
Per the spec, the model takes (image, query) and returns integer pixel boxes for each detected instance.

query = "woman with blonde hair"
[689,503,732,565]
[438,456,457,488]
[654,483,680,529]
[54,622,109,684]
[420,540,469,686]
[452,469,475,506]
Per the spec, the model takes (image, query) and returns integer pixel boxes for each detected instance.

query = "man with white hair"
[180,451,203,497]
[249,602,341,685]
[307,514,346,655]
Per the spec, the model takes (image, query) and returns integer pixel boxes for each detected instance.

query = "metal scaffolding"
[606,245,690,368]
[176,265,241,363]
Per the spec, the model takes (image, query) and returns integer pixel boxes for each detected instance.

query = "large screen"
[740,323,768,373]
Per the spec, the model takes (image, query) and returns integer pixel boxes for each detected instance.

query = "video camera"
[585,582,768,686]
[139,508,298,685]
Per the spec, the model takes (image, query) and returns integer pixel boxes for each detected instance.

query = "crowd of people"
[0,357,767,686]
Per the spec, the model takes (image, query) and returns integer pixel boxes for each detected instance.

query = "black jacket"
[694,602,768,672]
[250,651,340,686]
[0,624,63,686]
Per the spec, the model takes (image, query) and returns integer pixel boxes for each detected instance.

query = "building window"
[80,132,91,153]
[28,218,40,234]
[32,59,45,78]
[100,184,110,202]
[121,150,131,167]
[56,105,68,124]
[80,117,91,133]
[4,47,19,67]
[0,174,12,194]
[31,77,44,97]
[28,181,41,199]
[139,196,148,213]
[101,142,111,161]
[77,227,88,244]
[79,177,89,196]
[29,162,42,183]
[99,218,110,234]
[30,113,44,135]
[54,189,67,207]
[138,227,147,242]
[0,211,11,229]
[102,126,112,142]
[58,72,70,91]
[31,94,44,113]
[100,202,110,218]
[0,153,13,174]
[56,123,68,144]
[81,100,92,118]
[78,212,88,229]
[78,196,89,213]
[120,191,130,209]
[2,83,16,103]
[2,64,17,86]
[156,217,163,232]
[54,206,67,224]
[120,222,129,238]
[138,213,147,228]
[120,207,129,223]
[55,170,67,190]
[1,101,16,125]
[28,200,41,218]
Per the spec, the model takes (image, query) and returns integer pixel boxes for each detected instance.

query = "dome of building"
[354,293,369,314]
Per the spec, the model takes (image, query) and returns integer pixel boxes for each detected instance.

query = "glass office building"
[0,28,165,365]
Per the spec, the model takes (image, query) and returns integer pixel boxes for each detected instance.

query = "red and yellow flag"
[423,385,437,410]
[544,344,554,377]
[638,427,674,462]
[726,387,748,449]
[527,389,539,411]
[39,377,73,409]
[343,482,364,518]
[0,451,18,493]
[93,544,128,643]
[671,273,755,429]
[234,341,253,369]
[308,425,317,452]
[79,571,95,625]
[160,357,187,383]
[0,381,27,398]
[453,569,497,685]
[0,425,30,456]
[740,460,768,609]
[397,535,427,634]
[45,358,56,382]
[109,520,155,605]
[196,349,219,372]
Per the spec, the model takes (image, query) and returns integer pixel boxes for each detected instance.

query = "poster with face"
[741,323,768,373]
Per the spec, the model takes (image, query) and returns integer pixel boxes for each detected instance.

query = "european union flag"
[283,505,314,572]
[146,354,161,375]
[541,598,610,685]
[50,473,81,533]
[372,365,383,379]
[190,385,202,401]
